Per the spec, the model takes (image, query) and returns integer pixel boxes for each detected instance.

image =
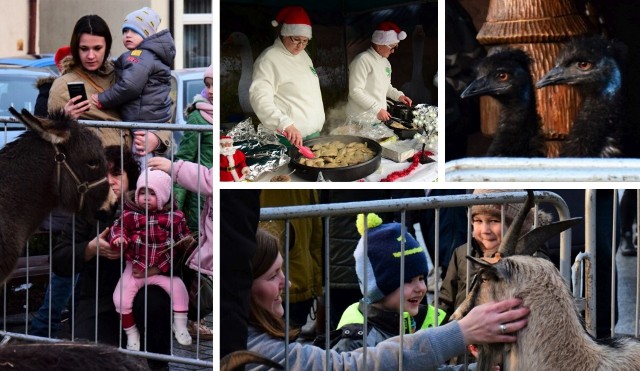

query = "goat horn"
[514,217,583,256]
[498,190,534,257]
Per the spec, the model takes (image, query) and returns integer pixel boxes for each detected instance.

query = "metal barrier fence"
[445,158,640,181]
[259,190,582,369]
[0,118,212,369]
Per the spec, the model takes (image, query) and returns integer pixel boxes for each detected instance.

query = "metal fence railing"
[0,118,212,369]
[259,190,584,369]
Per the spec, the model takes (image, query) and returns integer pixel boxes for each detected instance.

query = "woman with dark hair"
[245,229,531,370]
[52,146,172,371]
[47,14,171,157]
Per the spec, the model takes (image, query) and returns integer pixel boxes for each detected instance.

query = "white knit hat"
[272,6,312,39]
[372,21,407,45]
[123,7,161,39]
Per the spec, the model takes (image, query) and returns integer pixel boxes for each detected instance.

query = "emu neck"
[488,88,544,157]
[562,90,623,157]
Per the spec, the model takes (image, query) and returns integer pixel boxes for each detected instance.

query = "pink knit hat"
[136,169,172,210]
[204,64,213,80]
[372,21,407,45]
[272,6,312,39]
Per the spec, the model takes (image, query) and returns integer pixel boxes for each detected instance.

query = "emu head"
[9,107,116,221]
[536,35,627,96]
[461,47,535,104]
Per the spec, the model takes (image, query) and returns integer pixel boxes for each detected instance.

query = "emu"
[461,48,546,157]
[536,36,626,157]
[0,108,115,285]
[452,191,640,371]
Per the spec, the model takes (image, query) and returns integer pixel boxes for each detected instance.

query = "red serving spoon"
[277,130,315,159]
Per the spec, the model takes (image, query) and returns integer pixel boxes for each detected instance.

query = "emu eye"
[496,72,509,81]
[576,61,592,70]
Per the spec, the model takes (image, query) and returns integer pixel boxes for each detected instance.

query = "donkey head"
[9,107,116,220]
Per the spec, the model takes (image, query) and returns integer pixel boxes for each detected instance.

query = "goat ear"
[514,217,583,256]
[9,108,70,144]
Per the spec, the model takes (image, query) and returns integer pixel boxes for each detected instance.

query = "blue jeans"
[29,272,79,338]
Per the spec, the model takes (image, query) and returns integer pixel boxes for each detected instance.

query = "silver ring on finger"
[499,324,507,334]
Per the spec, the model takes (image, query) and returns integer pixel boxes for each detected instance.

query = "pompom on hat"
[353,213,429,304]
[372,21,407,46]
[136,169,172,211]
[123,7,161,39]
[271,6,312,39]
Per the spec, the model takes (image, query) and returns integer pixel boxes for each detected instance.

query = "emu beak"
[536,67,568,88]
[461,76,504,98]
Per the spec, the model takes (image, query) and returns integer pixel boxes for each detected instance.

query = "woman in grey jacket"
[243,229,530,370]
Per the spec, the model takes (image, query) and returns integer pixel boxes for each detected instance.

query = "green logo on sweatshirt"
[386,67,391,77]
[310,66,318,76]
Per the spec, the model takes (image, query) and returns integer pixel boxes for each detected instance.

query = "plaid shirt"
[110,198,191,272]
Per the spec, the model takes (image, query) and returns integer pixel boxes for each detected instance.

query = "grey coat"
[98,29,176,123]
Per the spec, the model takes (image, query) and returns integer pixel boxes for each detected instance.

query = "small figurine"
[220,135,250,182]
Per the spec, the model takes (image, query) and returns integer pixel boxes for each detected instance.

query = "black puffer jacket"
[98,29,176,123]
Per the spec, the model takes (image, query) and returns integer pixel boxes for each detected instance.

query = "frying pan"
[288,135,382,182]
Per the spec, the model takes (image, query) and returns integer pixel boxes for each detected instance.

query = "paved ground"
[615,249,638,336]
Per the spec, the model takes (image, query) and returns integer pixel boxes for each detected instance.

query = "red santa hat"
[220,135,233,144]
[372,21,407,46]
[271,6,312,39]
[54,46,71,73]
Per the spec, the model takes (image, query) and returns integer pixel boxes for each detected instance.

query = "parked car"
[0,66,54,148]
[1,67,208,150]
[0,54,58,75]
[170,67,207,146]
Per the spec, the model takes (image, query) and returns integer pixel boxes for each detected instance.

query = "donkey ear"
[514,217,583,256]
[9,107,71,144]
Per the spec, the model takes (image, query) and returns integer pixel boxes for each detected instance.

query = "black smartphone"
[67,82,88,102]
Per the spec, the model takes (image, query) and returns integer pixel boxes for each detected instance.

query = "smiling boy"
[331,213,445,353]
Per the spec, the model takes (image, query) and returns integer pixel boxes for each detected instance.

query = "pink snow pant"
[113,261,189,314]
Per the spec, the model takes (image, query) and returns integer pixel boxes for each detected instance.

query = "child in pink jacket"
[110,168,193,350]
[147,157,213,335]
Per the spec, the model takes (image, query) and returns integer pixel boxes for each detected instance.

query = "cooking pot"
[288,135,382,182]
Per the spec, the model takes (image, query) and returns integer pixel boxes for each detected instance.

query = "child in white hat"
[110,168,195,350]
[91,7,175,168]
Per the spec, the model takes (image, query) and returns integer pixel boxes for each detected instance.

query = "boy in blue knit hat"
[330,213,445,353]
[91,7,175,168]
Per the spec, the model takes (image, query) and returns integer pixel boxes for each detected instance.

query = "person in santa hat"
[220,135,250,182]
[249,5,325,148]
[346,21,413,121]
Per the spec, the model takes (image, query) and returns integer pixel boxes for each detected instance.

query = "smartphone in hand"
[67,82,88,103]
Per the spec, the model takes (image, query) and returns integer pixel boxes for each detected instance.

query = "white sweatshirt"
[249,38,325,138]
[346,47,404,118]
